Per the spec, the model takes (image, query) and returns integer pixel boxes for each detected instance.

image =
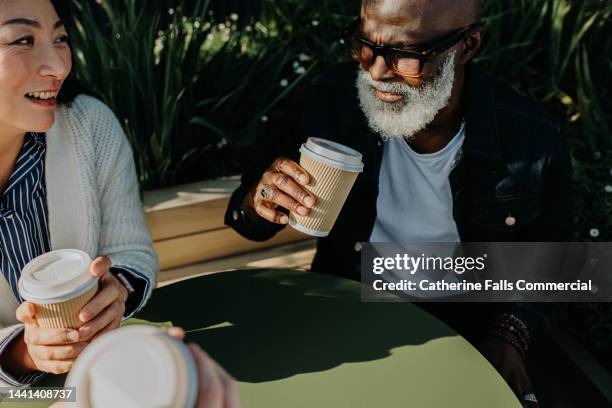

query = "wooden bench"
[144,177,311,276]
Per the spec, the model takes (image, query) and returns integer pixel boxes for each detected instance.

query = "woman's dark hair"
[51,0,86,105]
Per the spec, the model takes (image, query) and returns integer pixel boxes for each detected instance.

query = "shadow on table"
[138,269,458,383]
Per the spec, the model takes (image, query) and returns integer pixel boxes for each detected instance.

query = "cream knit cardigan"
[0,95,158,386]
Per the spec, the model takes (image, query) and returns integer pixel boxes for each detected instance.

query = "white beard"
[356,49,457,141]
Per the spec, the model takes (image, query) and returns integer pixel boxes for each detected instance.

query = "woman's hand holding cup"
[76,256,128,341]
[244,157,316,225]
[7,255,128,376]
[13,302,85,374]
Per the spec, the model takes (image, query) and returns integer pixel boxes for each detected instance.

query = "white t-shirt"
[369,122,465,243]
[369,123,466,298]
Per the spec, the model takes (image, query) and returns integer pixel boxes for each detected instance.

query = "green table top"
[5,269,520,408]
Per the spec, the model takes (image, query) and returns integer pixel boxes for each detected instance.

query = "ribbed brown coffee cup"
[18,249,98,330]
[289,138,364,237]
[35,282,98,329]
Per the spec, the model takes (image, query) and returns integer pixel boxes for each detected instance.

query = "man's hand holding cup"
[243,139,364,237]
[244,157,316,225]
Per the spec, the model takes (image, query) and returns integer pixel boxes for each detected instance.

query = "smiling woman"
[0,0,72,134]
[0,0,157,387]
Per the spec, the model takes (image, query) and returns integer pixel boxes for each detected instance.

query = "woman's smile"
[24,89,59,108]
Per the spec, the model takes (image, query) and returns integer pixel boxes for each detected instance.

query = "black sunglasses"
[341,18,482,78]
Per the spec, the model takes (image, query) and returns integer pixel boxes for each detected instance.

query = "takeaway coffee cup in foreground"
[18,249,97,329]
[289,137,364,237]
[65,325,199,408]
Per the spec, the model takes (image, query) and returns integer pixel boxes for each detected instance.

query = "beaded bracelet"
[487,329,526,359]
[495,322,530,353]
[498,313,529,334]
[496,313,531,348]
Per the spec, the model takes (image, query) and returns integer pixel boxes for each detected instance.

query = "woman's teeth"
[26,91,57,100]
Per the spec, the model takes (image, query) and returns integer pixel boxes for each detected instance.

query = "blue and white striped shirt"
[0,133,149,386]
[0,133,50,386]
[0,133,50,302]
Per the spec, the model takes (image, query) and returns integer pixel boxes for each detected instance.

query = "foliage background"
[69,0,611,366]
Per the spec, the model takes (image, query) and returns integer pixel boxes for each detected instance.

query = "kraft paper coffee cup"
[289,137,364,237]
[65,325,199,408]
[18,249,98,329]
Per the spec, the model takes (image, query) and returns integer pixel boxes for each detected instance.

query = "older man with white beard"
[226,0,572,406]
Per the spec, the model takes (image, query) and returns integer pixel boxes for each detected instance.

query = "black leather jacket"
[226,62,573,277]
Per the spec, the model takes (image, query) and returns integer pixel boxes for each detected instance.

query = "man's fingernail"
[68,331,80,342]
[299,175,308,184]
[304,196,315,207]
[280,216,289,224]
[79,312,91,322]
[297,206,308,216]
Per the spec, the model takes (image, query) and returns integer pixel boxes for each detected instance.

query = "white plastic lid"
[18,249,97,304]
[300,137,364,172]
[65,325,199,408]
